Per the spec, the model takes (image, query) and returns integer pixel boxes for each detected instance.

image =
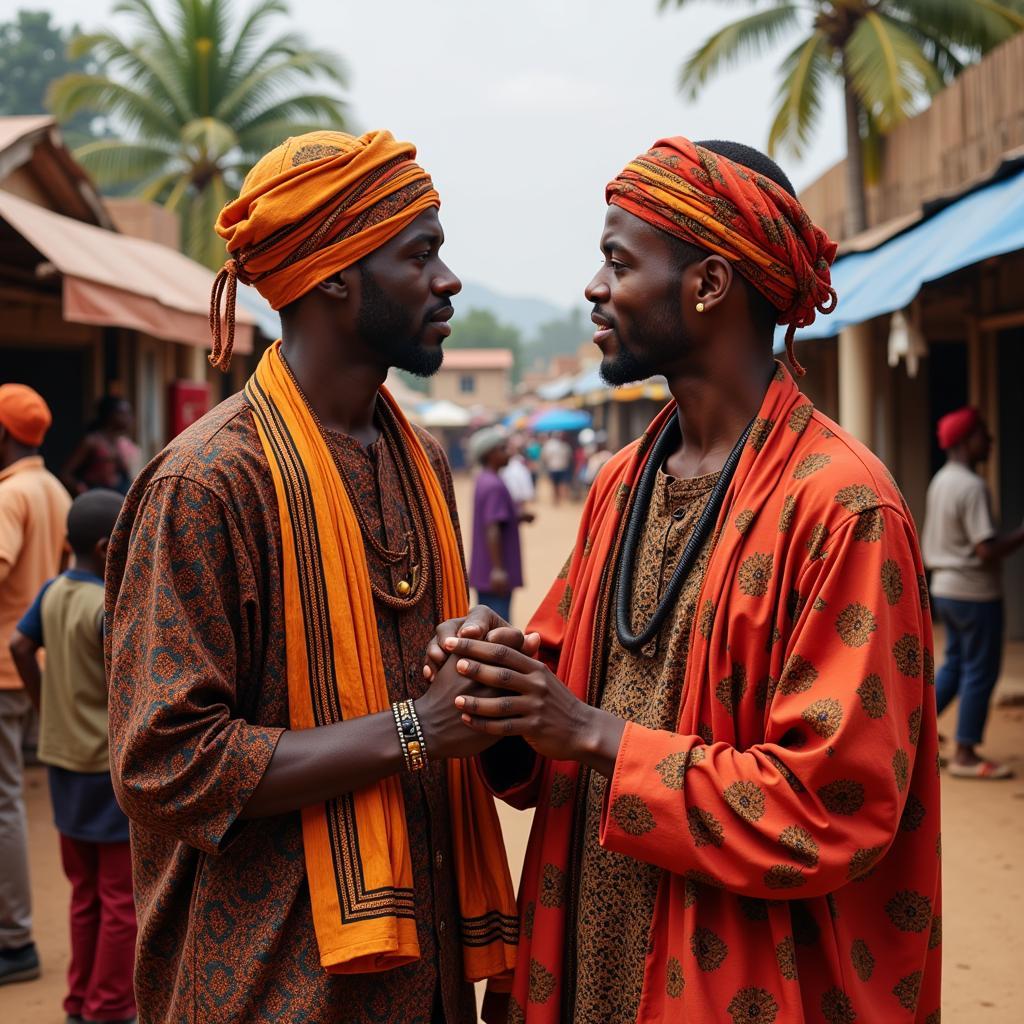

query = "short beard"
[356,264,444,378]
[598,290,686,386]
[600,347,659,387]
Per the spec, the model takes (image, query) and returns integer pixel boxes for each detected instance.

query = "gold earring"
[695,302,705,313]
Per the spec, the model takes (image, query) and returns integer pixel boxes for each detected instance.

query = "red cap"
[936,407,980,451]
[0,384,52,447]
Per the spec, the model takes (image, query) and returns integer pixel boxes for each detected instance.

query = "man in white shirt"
[922,407,1024,778]
[540,434,572,505]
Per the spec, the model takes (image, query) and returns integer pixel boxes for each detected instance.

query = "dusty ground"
[3,476,1022,1022]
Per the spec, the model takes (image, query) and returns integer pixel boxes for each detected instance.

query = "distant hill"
[458,281,567,340]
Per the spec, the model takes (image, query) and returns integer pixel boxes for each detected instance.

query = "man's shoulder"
[786,409,909,525]
[135,392,269,504]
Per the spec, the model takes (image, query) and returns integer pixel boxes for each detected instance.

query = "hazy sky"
[8,0,847,308]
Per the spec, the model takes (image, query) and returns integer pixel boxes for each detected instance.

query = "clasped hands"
[417,605,624,774]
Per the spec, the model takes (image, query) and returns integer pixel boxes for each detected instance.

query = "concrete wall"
[430,367,509,410]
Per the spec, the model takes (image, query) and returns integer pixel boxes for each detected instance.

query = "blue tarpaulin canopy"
[531,408,592,433]
[778,165,1024,348]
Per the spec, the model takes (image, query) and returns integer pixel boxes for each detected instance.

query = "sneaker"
[0,942,40,984]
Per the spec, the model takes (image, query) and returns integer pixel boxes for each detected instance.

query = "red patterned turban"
[606,137,838,374]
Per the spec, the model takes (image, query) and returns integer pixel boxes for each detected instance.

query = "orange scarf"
[245,341,517,981]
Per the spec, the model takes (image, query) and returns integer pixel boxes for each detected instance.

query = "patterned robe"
[486,366,941,1023]
[105,393,476,1024]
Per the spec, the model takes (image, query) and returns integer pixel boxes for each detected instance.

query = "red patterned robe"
[485,366,941,1023]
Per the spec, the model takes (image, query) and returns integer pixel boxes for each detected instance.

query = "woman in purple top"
[467,427,524,623]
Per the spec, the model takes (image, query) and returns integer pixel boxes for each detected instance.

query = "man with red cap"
[0,383,70,986]
[429,138,940,1023]
[922,406,1023,778]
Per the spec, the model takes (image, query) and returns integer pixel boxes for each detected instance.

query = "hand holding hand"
[443,636,625,775]
[423,605,541,681]
[414,654,504,760]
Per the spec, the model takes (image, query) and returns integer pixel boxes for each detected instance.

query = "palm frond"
[767,31,832,159]
[48,74,180,141]
[845,12,943,131]
[110,0,188,78]
[215,51,348,123]
[237,93,348,133]
[136,169,186,202]
[182,172,231,269]
[72,138,177,186]
[885,0,1024,47]
[180,117,240,163]
[677,5,801,99]
[69,32,191,122]
[888,20,966,83]
[222,0,289,85]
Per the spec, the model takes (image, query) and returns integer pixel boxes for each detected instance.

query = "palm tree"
[660,0,1024,234]
[49,0,349,267]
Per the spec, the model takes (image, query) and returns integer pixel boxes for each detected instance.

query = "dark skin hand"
[242,656,498,819]
[422,605,541,681]
[447,636,625,777]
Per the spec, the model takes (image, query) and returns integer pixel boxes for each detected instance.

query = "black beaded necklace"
[615,415,754,651]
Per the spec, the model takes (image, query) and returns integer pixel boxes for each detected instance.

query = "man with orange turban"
[428,139,940,1023]
[0,384,69,987]
[105,131,517,1023]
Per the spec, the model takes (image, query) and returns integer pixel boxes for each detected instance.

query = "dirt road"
[3,476,1022,1022]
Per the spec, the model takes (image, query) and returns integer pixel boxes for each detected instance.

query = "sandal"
[946,760,1013,779]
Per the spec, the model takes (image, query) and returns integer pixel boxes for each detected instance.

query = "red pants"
[59,835,137,1022]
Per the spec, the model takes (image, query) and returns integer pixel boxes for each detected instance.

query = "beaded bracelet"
[392,699,427,773]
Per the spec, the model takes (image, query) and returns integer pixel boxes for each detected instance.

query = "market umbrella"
[530,408,592,433]
[417,399,472,428]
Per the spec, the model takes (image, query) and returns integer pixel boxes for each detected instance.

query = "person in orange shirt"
[0,383,70,986]
[429,139,939,1024]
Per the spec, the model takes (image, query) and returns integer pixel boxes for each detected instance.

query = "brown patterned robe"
[105,392,476,1024]
[575,469,718,1023]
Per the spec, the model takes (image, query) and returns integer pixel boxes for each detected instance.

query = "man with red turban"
[428,138,940,1023]
[922,407,1023,778]
[105,131,518,1023]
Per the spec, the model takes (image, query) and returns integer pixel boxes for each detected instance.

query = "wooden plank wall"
[800,32,1024,241]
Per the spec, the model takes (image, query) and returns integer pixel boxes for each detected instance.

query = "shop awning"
[781,166,1024,345]
[0,188,254,353]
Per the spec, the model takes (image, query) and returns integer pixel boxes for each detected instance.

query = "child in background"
[9,489,136,1024]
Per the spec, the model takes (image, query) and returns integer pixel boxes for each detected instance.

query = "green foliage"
[663,0,1024,211]
[528,307,590,358]
[48,0,349,268]
[0,9,106,145]
[446,307,523,382]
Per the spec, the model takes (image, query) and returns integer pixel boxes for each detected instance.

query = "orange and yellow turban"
[606,137,837,373]
[210,130,440,369]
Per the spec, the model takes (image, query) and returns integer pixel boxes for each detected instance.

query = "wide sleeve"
[600,505,931,899]
[106,475,284,854]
